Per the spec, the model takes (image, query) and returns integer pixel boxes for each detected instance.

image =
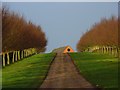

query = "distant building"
[52,46,74,54]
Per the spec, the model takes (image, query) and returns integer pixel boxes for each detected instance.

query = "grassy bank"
[69,52,118,88]
[2,53,56,89]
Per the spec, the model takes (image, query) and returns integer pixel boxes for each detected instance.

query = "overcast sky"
[4,2,118,52]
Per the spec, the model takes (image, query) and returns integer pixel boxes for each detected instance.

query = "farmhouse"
[52,46,74,53]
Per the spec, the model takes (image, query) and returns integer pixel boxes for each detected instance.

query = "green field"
[69,52,119,88]
[2,53,56,89]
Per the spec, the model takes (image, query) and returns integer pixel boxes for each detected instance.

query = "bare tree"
[77,16,118,52]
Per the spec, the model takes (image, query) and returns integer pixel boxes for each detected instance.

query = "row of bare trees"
[2,7,47,52]
[77,16,118,52]
[1,6,47,66]
[0,8,2,53]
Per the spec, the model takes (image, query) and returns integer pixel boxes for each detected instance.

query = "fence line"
[1,48,37,67]
[85,46,119,57]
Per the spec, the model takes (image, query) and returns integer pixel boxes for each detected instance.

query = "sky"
[1,0,119,2]
[3,2,118,52]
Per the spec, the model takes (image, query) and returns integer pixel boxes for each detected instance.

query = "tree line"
[1,6,47,67]
[2,6,47,53]
[0,8,2,53]
[77,16,118,52]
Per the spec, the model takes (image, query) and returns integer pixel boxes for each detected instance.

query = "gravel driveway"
[40,53,95,88]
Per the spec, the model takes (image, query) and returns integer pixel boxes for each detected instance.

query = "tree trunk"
[28,49,30,56]
[116,48,119,57]
[106,47,109,54]
[15,51,18,61]
[30,49,32,55]
[23,50,24,58]
[111,47,112,55]
[2,53,5,67]
[27,50,29,56]
[108,47,111,55]
[7,52,10,65]
[32,48,34,54]
[26,50,27,57]
[18,51,20,60]
[25,50,27,57]
[21,50,23,59]
[24,50,26,57]
[12,51,15,63]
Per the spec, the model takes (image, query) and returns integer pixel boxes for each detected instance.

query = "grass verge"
[69,52,119,88]
[2,53,56,89]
